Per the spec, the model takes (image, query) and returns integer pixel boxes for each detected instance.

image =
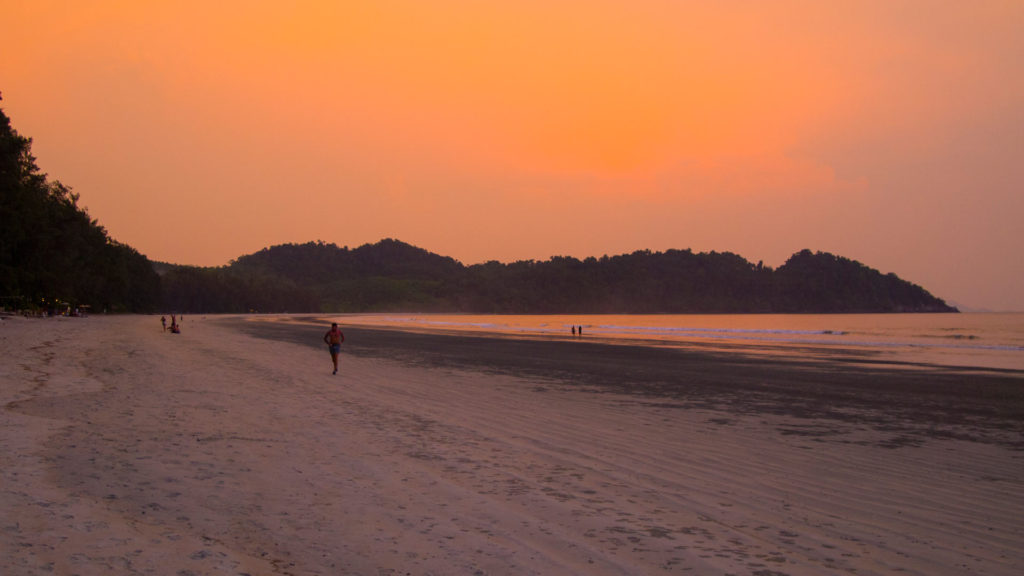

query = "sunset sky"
[3,1,1023,310]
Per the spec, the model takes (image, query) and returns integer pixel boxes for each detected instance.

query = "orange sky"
[3,1,1023,310]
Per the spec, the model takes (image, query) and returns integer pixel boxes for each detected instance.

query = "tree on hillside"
[774,250,953,313]
[0,98,159,312]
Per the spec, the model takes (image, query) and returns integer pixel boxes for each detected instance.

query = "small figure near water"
[161,316,166,331]
[323,322,345,375]
[571,325,576,337]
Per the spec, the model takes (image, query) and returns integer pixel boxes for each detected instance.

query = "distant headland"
[155,239,957,315]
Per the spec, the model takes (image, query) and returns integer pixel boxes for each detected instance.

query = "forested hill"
[158,239,958,314]
[0,101,955,316]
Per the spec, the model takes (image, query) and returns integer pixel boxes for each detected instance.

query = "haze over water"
[333,313,1024,372]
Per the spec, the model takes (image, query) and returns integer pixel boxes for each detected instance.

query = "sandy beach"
[2,314,1022,575]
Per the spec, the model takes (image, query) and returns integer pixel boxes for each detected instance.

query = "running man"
[323,322,345,375]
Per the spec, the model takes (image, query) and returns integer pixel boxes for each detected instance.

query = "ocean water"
[330,313,1024,372]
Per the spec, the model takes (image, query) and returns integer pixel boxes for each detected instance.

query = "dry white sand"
[2,314,1022,575]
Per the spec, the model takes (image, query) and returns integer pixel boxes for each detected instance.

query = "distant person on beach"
[161,316,166,331]
[572,325,576,336]
[323,322,345,375]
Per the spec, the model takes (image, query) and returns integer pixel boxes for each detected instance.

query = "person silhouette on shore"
[323,322,345,375]
[572,325,576,336]
[161,316,166,331]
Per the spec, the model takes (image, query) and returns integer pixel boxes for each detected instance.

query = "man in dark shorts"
[323,322,345,375]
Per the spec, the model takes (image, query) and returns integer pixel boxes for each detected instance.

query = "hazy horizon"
[3,1,1022,311]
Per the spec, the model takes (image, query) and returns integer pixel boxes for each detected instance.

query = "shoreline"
[310,311,1024,372]
[3,314,1023,574]
[234,316,1024,449]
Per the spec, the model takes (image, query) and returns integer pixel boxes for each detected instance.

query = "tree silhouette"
[1,100,158,312]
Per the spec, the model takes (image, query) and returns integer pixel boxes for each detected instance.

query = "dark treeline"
[0,100,158,313]
[158,239,957,314]
[0,101,956,316]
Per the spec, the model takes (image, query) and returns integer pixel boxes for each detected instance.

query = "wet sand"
[2,314,1022,575]
[244,317,1024,449]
